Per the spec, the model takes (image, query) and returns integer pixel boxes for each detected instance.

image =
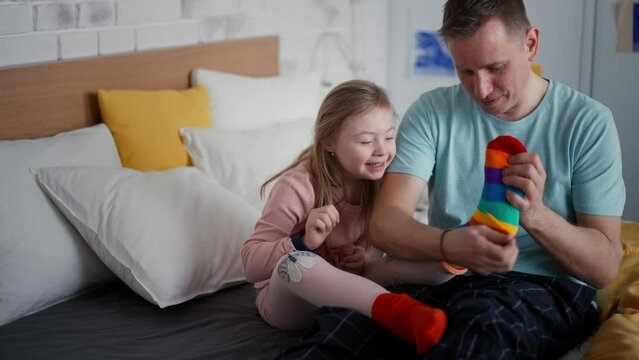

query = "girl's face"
[327,106,396,181]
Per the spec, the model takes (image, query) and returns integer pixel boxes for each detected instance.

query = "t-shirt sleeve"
[571,107,626,216]
[387,95,437,182]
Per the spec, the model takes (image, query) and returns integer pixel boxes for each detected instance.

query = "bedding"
[98,86,211,171]
[582,222,639,359]
[192,68,322,130]
[0,282,301,360]
[33,166,259,307]
[0,124,120,326]
[584,283,639,359]
[0,37,304,360]
[180,117,314,210]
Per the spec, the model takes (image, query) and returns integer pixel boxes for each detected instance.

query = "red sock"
[371,293,446,354]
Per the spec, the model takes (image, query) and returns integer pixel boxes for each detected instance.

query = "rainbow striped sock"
[467,135,528,235]
[441,135,527,275]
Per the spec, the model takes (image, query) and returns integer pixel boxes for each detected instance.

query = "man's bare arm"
[370,173,518,274]
[518,208,622,288]
[504,151,623,288]
[369,173,441,260]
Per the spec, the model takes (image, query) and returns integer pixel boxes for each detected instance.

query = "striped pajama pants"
[278,272,598,360]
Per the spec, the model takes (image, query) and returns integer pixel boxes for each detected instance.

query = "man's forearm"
[523,207,623,288]
[370,207,442,262]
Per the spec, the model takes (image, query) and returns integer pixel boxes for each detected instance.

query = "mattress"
[0,282,302,359]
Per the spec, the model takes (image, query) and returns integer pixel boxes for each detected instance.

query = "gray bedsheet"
[0,282,301,360]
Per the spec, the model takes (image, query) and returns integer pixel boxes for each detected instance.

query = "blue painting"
[413,31,456,77]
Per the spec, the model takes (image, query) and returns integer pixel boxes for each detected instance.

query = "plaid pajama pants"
[278,272,598,360]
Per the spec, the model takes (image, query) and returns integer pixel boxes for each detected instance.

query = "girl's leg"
[272,251,385,316]
[258,268,318,330]
[264,251,447,354]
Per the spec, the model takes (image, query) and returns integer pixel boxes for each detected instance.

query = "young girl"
[241,80,462,355]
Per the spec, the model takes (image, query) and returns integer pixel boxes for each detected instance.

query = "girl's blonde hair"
[261,79,393,239]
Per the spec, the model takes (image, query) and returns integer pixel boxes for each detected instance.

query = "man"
[280,1,625,359]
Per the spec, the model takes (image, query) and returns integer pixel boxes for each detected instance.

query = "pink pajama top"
[241,161,374,296]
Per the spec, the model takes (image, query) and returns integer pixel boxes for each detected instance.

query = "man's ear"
[525,27,540,62]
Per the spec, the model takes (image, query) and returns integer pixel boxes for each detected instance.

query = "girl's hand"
[337,244,366,275]
[304,205,340,250]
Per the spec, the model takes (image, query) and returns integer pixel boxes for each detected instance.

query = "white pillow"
[33,166,260,308]
[192,68,322,130]
[0,124,120,326]
[180,117,314,210]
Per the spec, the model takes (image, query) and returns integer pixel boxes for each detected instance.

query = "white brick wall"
[78,1,115,28]
[0,4,32,35]
[197,17,227,43]
[0,34,58,67]
[36,3,76,31]
[116,0,181,26]
[60,31,98,59]
[136,21,199,51]
[183,0,241,18]
[227,13,277,40]
[0,0,388,87]
[98,27,135,55]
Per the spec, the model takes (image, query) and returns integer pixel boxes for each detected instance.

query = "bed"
[0,36,309,360]
[1,35,638,360]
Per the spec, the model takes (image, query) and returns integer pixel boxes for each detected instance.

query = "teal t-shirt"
[389,80,626,279]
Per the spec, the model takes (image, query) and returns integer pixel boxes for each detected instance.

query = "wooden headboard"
[0,36,279,140]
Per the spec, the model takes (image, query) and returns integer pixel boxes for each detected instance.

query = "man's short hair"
[439,0,531,41]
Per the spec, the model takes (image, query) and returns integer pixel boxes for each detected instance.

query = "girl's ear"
[322,140,335,153]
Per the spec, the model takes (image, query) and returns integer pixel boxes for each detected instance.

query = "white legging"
[256,251,453,330]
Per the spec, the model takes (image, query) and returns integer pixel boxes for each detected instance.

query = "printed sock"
[371,293,446,354]
[466,135,528,235]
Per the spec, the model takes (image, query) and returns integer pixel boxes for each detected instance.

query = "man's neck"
[499,75,549,122]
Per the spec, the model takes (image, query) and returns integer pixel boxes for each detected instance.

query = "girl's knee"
[276,251,320,283]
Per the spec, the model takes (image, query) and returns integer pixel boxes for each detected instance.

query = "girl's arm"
[241,170,315,283]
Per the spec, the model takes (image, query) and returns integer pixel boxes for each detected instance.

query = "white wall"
[386,0,457,119]
[591,0,639,221]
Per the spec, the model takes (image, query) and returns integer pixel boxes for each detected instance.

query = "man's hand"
[304,205,340,250]
[337,244,366,275]
[442,226,518,275]
[502,152,548,229]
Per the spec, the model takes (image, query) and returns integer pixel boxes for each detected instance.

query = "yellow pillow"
[584,282,639,360]
[582,223,639,360]
[98,86,211,171]
[596,222,639,322]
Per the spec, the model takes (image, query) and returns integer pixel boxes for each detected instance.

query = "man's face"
[447,18,537,121]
